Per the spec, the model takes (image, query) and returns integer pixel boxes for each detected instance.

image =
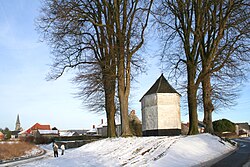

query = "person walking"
[61,144,65,155]
[53,142,59,157]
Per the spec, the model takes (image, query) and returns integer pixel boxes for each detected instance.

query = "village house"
[10,131,20,140]
[18,123,51,137]
[18,123,59,143]
[96,119,122,137]
[86,125,98,136]
[34,129,59,138]
[70,130,88,136]
[181,121,205,135]
[59,129,88,137]
[96,119,107,136]
[0,131,4,141]
[59,130,81,137]
[140,74,181,136]
[236,122,249,137]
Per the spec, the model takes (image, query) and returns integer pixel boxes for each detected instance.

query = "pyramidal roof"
[140,74,180,101]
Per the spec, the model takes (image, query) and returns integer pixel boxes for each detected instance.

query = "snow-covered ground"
[18,133,235,167]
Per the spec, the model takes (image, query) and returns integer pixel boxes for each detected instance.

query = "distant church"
[140,74,181,136]
[15,114,23,131]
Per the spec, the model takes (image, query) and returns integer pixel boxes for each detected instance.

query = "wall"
[141,93,181,133]
[141,94,158,131]
[157,93,181,129]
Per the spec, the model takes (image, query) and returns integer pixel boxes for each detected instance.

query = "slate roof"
[140,74,180,101]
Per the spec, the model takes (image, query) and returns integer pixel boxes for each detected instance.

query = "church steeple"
[15,114,22,131]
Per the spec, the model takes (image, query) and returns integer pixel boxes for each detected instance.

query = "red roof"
[30,123,50,130]
[22,123,51,134]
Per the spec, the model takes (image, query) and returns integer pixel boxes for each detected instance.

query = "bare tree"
[155,0,249,135]
[113,0,154,136]
[197,0,250,133]
[37,0,118,137]
[155,0,204,135]
[37,0,153,137]
[73,64,105,114]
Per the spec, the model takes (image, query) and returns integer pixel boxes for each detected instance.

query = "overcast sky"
[0,0,249,131]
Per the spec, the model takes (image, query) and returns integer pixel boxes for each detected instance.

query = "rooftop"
[140,74,180,101]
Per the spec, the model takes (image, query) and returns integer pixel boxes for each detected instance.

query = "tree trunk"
[117,58,132,137]
[106,95,116,137]
[202,74,214,133]
[103,72,117,137]
[187,63,199,135]
[119,91,132,137]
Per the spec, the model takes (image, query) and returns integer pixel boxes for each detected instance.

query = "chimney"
[130,110,135,115]
[93,125,95,129]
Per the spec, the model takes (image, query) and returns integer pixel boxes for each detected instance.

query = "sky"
[0,1,249,131]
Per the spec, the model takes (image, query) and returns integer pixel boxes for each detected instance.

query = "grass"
[0,141,40,161]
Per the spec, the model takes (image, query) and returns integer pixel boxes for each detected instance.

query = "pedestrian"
[53,142,59,157]
[61,144,65,155]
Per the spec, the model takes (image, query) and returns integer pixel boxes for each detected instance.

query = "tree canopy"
[213,119,235,133]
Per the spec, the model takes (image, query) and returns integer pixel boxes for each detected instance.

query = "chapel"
[140,74,181,136]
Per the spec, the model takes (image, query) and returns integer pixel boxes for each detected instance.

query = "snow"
[59,131,75,137]
[0,141,19,144]
[23,148,43,158]
[38,130,59,135]
[18,133,235,167]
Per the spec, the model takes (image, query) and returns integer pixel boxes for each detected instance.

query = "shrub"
[213,119,235,133]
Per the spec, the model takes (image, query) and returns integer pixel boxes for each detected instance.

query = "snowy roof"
[140,74,180,101]
[60,131,78,137]
[97,122,108,128]
[38,130,59,135]
[86,128,97,133]
[68,130,88,135]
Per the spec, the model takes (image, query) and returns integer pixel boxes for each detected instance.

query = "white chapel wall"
[157,93,181,129]
[141,94,158,131]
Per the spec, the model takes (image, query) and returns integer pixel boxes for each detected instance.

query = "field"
[0,141,41,161]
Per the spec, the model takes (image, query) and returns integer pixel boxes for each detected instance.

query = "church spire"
[15,114,21,131]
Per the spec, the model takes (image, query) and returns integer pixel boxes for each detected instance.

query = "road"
[212,138,250,167]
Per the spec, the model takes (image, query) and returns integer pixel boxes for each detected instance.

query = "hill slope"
[21,133,235,167]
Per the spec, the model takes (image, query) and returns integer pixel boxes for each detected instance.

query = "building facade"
[140,74,181,136]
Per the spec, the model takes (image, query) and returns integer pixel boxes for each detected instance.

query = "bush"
[213,119,235,133]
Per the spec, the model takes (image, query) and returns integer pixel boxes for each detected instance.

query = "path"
[0,144,53,167]
[212,138,250,167]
